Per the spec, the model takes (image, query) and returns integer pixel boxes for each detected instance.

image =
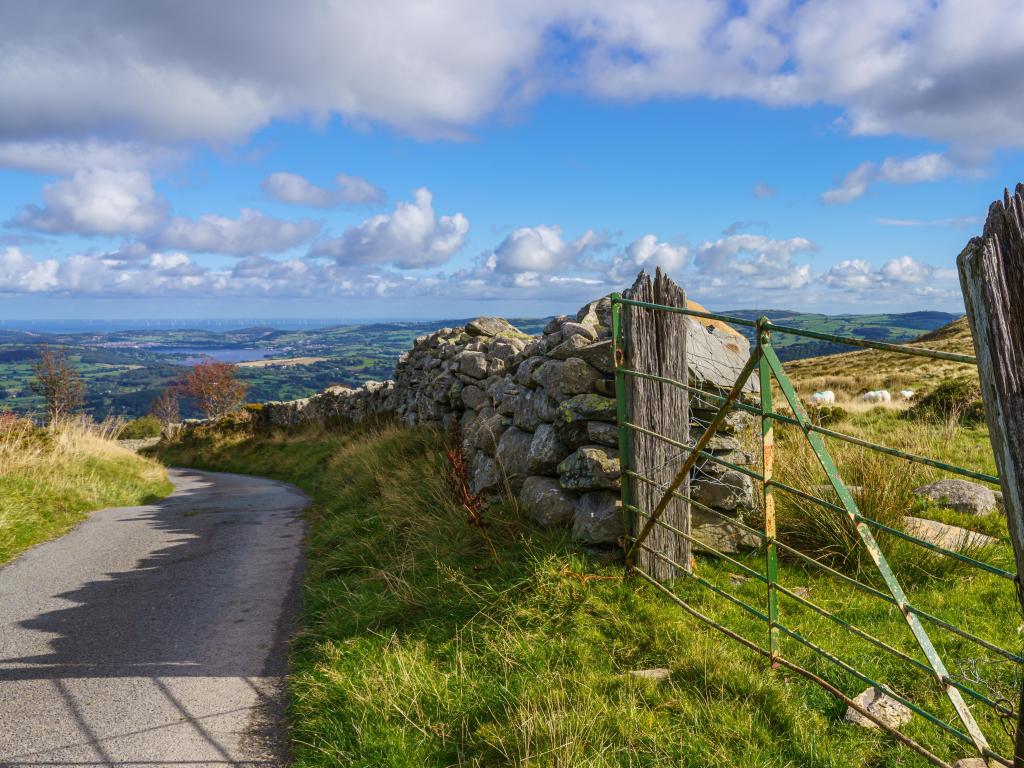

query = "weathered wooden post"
[958,183,1024,766]
[623,269,691,579]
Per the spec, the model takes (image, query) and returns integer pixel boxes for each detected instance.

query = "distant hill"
[784,316,977,397]
[723,309,962,361]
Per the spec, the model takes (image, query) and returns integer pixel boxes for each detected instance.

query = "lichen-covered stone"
[466,316,517,337]
[527,423,570,475]
[691,469,753,511]
[913,479,999,516]
[574,339,614,375]
[458,350,488,379]
[461,384,486,410]
[470,451,501,495]
[572,491,621,544]
[559,394,617,423]
[558,445,620,491]
[548,333,591,360]
[520,476,575,527]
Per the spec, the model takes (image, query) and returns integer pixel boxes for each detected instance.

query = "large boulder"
[576,297,612,332]
[527,423,570,475]
[495,427,533,491]
[558,446,621,491]
[691,469,754,512]
[519,476,575,527]
[575,339,614,375]
[913,479,999,516]
[466,317,518,337]
[548,333,592,361]
[532,358,600,400]
[572,490,621,544]
[470,452,501,495]
[902,517,997,551]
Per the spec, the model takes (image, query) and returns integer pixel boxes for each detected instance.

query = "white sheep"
[861,390,892,404]
[899,389,915,401]
[810,390,836,405]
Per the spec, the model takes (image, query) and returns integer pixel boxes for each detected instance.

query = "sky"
[1,0,1023,322]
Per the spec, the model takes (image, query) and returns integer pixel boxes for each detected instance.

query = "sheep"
[810,390,836,405]
[861,390,892,404]
[899,389,915,401]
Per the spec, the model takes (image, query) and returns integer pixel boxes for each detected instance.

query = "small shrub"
[116,415,163,439]
[807,404,847,427]
[907,378,984,425]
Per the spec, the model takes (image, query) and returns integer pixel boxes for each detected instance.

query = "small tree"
[150,387,180,427]
[181,360,248,420]
[30,345,85,424]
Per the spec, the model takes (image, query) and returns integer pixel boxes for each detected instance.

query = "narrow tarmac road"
[0,468,308,767]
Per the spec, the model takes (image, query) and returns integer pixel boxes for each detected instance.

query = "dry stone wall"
[251,291,759,553]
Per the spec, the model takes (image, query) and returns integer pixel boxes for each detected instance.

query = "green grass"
[151,419,1020,767]
[0,418,172,564]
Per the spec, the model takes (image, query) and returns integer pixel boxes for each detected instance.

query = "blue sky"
[1,1,1022,321]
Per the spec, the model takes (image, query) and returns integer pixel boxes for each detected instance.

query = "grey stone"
[572,490,621,544]
[458,351,488,379]
[466,316,518,337]
[515,356,546,388]
[913,479,999,516]
[902,517,997,551]
[574,339,614,375]
[472,413,509,456]
[461,384,486,410]
[559,394,617,424]
[495,427,533,491]
[560,321,597,342]
[844,687,912,730]
[470,451,501,495]
[692,470,754,511]
[691,508,761,553]
[548,333,592,360]
[952,759,987,768]
[562,358,601,396]
[543,315,570,335]
[628,668,671,682]
[575,296,612,330]
[513,390,559,432]
[519,476,575,527]
[527,423,570,474]
[587,421,619,447]
[558,445,620,491]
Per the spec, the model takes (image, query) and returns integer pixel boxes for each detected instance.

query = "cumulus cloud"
[822,152,954,203]
[262,171,386,207]
[693,234,816,290]
[823,255,945,294]
[10,168,168,235]
[0,2,1022,151]
[0,140,183,175]
[308,187,468,269]
[157,208,321,255]
[492,226,604,273]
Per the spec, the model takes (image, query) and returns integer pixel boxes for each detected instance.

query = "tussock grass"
[0,416,171,564]
[152,420,1019,766]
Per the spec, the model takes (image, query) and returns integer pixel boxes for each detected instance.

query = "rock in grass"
[913,479,999,516]
[844,687,912,730]
[901,517,997,552]
[628,668,671,682]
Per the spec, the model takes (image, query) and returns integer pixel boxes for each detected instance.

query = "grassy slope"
[152,421,1018,767]
[0,420,172,564]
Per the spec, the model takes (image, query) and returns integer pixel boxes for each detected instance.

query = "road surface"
[0,468,307,767]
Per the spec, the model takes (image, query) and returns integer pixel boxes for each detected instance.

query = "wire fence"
[611,293,1022,767]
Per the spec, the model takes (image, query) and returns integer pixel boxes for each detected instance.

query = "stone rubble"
[242,292,759,551]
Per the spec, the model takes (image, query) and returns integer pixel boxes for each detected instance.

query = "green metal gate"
[611,293,1021,767]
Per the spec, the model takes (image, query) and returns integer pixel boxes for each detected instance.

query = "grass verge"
[152,419,1020,767]
[0,417,172,564]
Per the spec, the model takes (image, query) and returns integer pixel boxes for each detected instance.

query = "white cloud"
[492,226,601,273]
[308,188,468,269]
[823,254,940,291]
[694,234,816,290]
[157,208,320,255]
[823,152,954,203]
[262,171,385,207]
[753,182,777,199]
[0,2,1022,151]
[0,246,58,292]
[10,168,167,235]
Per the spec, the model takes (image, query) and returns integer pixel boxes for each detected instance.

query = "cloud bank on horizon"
[1,0,1022,317]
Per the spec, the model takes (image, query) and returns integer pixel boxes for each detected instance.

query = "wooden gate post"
[623,268,691,579]
[957,183,1024,766]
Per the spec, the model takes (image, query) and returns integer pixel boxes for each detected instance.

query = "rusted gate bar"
[958,182,1024,767]
[622,269,690,578]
